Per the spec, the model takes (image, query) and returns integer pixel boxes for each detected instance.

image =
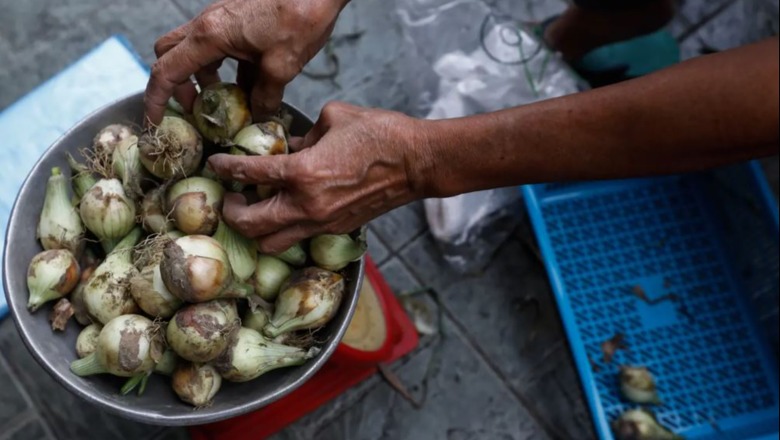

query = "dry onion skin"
[139,116,203,180]
[193,82,251,145]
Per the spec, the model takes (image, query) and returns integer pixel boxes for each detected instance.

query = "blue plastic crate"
[522,161,779,440]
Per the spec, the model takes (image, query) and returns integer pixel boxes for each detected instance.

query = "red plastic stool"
[189,255,419,440]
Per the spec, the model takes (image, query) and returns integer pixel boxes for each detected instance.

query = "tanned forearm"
[417,37,779,197]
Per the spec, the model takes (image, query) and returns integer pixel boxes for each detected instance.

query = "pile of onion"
[25,83,366,409]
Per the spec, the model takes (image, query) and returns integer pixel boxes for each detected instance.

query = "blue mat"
[0,35,150,320]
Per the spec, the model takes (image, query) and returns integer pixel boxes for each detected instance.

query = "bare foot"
[544,0,676,61]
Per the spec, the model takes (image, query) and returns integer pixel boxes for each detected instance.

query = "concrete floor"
[0,0,778,439]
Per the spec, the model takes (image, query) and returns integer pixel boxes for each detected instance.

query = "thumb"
[207,153,290,185]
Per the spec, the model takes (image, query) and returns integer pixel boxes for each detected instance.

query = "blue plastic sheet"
[0,35,150,319]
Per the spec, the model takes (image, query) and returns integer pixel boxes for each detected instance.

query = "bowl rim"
[2,91,364,426]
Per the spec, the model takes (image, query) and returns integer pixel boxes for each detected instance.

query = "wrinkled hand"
[144,0,347,125]
[208,102,429,253]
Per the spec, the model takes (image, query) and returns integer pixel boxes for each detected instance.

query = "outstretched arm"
[418,37,779,197]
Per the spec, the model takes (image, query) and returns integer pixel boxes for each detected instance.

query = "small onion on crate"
[25,84,365,408]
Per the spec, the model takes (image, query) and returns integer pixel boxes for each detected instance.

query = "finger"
[194,60,223,90]
[250,75,285,119]
[222,192,305,238]
[255,223,318,254]
[153,24,199,115]
[299,114,332,150]
[144,35,225,125]
[207,153,289,185]
[288,136,305,152]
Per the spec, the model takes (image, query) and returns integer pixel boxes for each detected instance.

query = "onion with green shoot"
[264,267,344,338]
[66,153,98,203]
[243,307,271,333]
[79,178,136,253]
[82,227,142,325]
[214,327,320,382]
[253,255,291,301]
[273,242,307,267]
[192,82,251,145]
[76,323,102,358]
[166,177,225,236]
[70,314,163,378]
[310,229,367,271]
[213,220,257,282]
[37,167,85,255]
[26,249,80,312]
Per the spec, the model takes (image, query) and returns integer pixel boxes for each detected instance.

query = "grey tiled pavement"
[1,0,778,439]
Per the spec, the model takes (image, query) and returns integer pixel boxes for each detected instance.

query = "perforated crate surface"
[523,162,779,440]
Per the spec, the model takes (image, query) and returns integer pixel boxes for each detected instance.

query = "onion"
[232,121,288,156]
[243,307,271,333]
[272,242,307,267]
[193,82,251,145]
[37,167,85,255]
[166,299,239,363]
[26,249,80,312]
[139,185,174,233]
[172,361,222,407]
[166,177,225,235]
[70,314,162,377]
[213,220,257,282]
[264,267,344,338]
[612,409,682,440]
[310,230,366,271]
[76,323,102,358]
[214,327,319,382]
[71,265,97,326]
[139,116,203,180]
[111,135,145,199]
[129,264,183,319]
[232,121,288,199]
[619,366,662,405]
[160,235,254,303]
[79,178,136,253]
[83,227,142,325]
[93,124,134,157]
[253,255,291,301]
[154,349,179,376]
[66,153,97,203]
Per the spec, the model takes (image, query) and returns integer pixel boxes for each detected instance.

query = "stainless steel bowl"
[2,92,363,426]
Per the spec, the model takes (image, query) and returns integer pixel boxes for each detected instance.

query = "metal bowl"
[2,92,363,426]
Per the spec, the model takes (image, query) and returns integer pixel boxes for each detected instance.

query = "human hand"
[207,102,431,253]
[144,0,348,125]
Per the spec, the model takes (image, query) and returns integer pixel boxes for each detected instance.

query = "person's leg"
[543,0,676,62]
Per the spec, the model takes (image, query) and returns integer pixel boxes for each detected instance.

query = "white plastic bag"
[394,0,582,273]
